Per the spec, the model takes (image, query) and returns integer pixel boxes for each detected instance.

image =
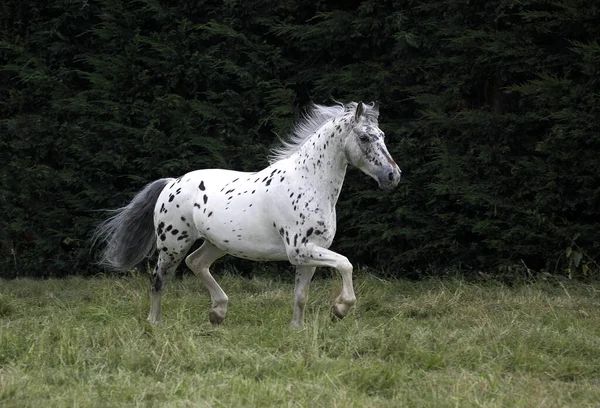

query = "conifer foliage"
[1,0,598,277]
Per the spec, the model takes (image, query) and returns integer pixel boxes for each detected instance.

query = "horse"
[93,101,401,329]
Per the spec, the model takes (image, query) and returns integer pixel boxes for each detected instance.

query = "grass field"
[1,271,600,407]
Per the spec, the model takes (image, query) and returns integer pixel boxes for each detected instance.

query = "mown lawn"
[1,271,600,407]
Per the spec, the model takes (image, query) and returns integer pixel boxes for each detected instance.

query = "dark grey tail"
[92,178,173,271]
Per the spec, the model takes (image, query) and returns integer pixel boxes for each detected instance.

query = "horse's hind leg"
[185,241,227,324]
[148,250,186,325]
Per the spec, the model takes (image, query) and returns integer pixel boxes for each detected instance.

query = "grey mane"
[269,101,379,164]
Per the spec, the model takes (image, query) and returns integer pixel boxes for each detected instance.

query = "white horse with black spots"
[93,101,401,328]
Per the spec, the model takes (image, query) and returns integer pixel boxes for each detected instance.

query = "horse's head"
[344,102,401,190]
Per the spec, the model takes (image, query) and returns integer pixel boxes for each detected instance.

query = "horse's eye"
[359,135,370,143]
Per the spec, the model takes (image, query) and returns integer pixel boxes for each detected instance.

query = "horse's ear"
[373,101,379,112]
[355,102,365,121]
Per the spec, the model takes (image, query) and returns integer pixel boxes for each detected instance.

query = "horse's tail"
[92,178,173,272]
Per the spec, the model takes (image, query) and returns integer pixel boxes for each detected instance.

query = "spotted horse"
[93,102,401,329]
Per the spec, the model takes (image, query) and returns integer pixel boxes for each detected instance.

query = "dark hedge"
[1,0,599,278]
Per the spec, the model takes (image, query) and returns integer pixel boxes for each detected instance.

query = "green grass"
[1,272,600,407]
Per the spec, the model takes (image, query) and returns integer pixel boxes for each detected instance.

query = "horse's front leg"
[287,243,356,326]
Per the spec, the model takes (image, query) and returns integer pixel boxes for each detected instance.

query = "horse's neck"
[289,119,349,204]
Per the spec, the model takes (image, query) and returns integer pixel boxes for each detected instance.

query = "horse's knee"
[337,257,353,275]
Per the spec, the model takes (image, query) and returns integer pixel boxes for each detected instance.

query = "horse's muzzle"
[377,165,402,190]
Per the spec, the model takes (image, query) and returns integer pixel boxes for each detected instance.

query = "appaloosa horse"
[93,101,401,328]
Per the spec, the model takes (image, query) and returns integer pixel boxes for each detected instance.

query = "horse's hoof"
[331,305,344,321]
[209,310,224,325]
[147,315,161,325]
[290,320,305,330]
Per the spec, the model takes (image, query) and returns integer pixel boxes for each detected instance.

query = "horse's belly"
[190,182,288,261]
[202,219,288,261]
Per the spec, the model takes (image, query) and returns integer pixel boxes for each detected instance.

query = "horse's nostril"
[388,172,394,181]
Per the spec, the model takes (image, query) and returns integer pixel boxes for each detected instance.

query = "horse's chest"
[314,218,336,247]
[288,211,337,249]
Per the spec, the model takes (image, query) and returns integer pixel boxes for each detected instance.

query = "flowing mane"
[269,101,378,164]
